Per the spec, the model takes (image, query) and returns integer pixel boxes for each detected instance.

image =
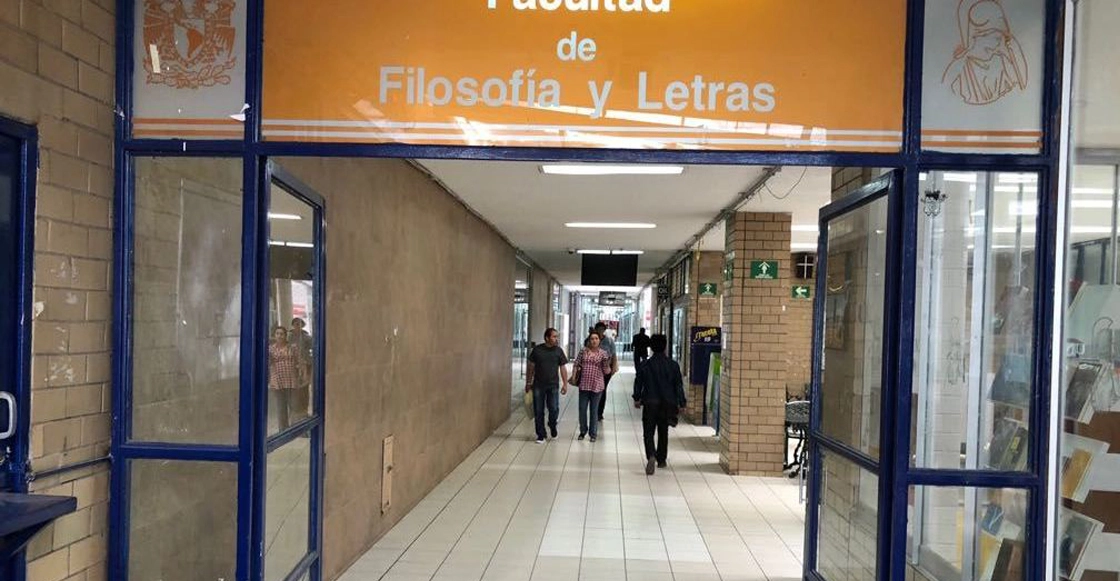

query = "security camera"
[568,248,576,255]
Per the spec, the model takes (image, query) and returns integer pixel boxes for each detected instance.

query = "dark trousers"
[598,373,613,419]
[635,354,649,367]
[533,385,560,439]
[642,402,673,463]
[579,390,603,437]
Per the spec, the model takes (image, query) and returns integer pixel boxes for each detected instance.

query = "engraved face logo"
[143,0,238,89]
[942,0,1029,105]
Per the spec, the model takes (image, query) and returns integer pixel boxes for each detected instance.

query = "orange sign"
[262,1,906,151]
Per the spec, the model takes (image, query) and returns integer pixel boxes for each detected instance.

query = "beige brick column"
[720,212,791,475]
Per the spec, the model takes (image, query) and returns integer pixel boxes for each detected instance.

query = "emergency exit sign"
[750,260,779,280]
[792,285,812,299]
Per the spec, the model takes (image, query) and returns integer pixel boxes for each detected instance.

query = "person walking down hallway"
[573,331,612,442]
[526,328,569,443]
[594,322,619,422]
[268,326,301,431]
[633,334,686,475]
[632,327,651,368]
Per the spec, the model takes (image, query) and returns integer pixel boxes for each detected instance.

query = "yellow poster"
[262,0,906,151]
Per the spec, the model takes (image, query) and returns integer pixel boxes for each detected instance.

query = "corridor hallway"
[338,369,804,581]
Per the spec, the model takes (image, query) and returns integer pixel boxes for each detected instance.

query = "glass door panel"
[264,167,323,581]
[911,171,1039,472]
[819,194,890,460]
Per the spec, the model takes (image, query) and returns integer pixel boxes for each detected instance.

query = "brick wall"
[681,251,722,424]
[785,260,814,398]
[719,212,791,476]
[1,1,116,580]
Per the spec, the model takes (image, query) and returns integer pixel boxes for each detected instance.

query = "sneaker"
[590,436,597,442]
[578,433,586,441]
[657,462,667,468]
[645,457,656,475]
[550,426,558,438]
[598,416,605,421]
[535,438,545,444]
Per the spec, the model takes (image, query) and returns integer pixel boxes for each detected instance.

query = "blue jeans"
[579,390,603,438]
[533,385,560,439]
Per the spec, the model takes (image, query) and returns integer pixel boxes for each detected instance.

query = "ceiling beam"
[648,166,783,285]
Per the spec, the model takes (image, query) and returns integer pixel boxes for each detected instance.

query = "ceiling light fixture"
[576,249,612,255]
[268,212,303,220]
[611,250,645,255]
[565,222,657,229]
[541,164,684,176]
[268,240,314,248]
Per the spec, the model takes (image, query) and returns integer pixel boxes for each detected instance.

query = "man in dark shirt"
[632,327,651,367]
[632,334,686,475]
[526,328,569,443]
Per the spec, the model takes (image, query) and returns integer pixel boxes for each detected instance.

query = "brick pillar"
[720,212,791,476]
[682,251,723,424]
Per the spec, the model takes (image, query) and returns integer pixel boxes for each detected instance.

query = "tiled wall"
[1,0,116,579]
[719,212,791,476]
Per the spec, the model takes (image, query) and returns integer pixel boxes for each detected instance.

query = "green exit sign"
[699,282,718,297]
[750,260,779,280]
[792,285,812,299]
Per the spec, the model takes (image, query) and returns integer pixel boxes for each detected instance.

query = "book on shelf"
[989,353,1032,409]
[1059,433,1109,503]
[1065,360,1106,425]
[987,418,1030,472]
[1058,508,1104,581]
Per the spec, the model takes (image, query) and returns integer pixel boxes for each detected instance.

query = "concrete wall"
[276,157,515,581]
[529,265,551,345]
[1,0,116,579]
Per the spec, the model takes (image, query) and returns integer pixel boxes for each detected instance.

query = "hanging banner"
[921,0,1045,153]
[262,0,906,151]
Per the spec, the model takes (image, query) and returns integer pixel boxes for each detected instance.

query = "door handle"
[0,392,15,440]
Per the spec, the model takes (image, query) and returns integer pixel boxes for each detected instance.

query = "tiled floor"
[338,368,805,581]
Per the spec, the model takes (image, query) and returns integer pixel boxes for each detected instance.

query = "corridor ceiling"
[417,160,833,286]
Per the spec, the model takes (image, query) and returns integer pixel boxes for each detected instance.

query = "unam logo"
[143,0,237,89]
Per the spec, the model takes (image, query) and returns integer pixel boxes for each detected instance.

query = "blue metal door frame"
[108,0,1068,579]
[0,115,39,581]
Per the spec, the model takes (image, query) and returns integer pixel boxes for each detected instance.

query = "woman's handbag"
[569,366,582,387]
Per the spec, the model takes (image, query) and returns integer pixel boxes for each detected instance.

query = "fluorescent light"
[268,212,302,220]
[268,240,285,246]
[565,222,657,229]
[577,249,612,255]
[792,225,819,232]
[1071,200,1116,209]
[1073,187,1115,195]
[286,241,314,248]
[943,172,977,183]
[541,164,684,176]
[998,173,1037,184]
[612,250,645,255]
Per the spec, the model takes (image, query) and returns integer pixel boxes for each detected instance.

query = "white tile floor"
[338,368,805,581]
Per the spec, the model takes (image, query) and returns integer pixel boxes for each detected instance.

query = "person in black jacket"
[631,328,651,367]
[632,334,686,475]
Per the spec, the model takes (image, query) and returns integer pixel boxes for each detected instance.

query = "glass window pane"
[268,182,317,434]
[1059,3,1120,579]
[131,158,243,444]
[820,195,889,459]
[265,435,312,581]
[128,460,238,580]
[912,171,1038,471]
[817,451,879,581]
[132,1,248,139]
[907,487,1028,581]
[921,0,1045,153]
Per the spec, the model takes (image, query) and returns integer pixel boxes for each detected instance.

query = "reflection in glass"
[907,487,1028,581]
[820,195,889,459]
[911,171,1037,471]
[128,460,238,580]
[268,182,316,435]
[1057,3,1120,578]
[265,436,312,581]
[817,451,878,581]
[131,158,243,444]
